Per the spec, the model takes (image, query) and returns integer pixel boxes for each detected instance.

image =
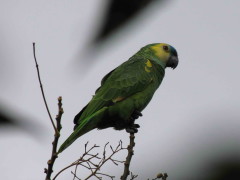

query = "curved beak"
[166,55,179,69]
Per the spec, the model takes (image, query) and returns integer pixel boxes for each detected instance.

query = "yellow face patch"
[151,44,170,63]
[144,59,152,72]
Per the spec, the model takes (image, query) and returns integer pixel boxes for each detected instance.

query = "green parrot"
[58,43,178,153]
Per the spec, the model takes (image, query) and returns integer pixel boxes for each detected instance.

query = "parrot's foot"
[131,110,143,120]
[125,110,142,133]
[125,124,140,133]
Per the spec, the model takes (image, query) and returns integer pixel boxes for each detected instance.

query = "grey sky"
[0,0,240,179]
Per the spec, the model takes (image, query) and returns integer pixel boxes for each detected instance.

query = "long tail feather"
[58,107,108,153]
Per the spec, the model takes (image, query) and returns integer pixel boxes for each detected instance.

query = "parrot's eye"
[163,45,169,52]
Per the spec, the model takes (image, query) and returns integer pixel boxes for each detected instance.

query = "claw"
[132,124,140,128]
[135,111,143,117]
[126,128,138,133]
[131,110,143,120]
[132,114,139,119]
[125,123,140,133]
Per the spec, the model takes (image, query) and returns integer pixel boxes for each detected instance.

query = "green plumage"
[58,43,178,153]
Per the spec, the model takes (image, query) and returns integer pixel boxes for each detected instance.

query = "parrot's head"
[140,43,179,69]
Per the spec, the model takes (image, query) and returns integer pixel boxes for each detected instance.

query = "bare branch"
[130,172,138,180]
[32,42,58,133]
[120,133,135,180]
[45,97,64,180]
[53,142,100,180]
[54,141,126,180]
[71,171,81,180]
[84,141,126,180]
[96,172,115,179]
[33,43,64,180]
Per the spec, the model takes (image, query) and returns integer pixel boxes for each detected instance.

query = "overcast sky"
[1,0,240,180]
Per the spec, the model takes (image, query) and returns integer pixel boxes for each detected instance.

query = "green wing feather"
[76,57,152,120]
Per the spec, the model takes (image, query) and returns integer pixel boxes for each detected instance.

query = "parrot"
[58,43,178,153]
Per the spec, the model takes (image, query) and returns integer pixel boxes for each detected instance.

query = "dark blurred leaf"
[0,104,46,139]
[94,0,166,43]
[206,158,240,180]
[193,110,240,180]
[0,111,17,126]
[73,0,170,73]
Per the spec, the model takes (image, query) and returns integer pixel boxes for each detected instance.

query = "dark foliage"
[94,0,166,43]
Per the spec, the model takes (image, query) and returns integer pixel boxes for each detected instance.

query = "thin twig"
[71,171,81,180]
[121,133,135,180]
[84,141,125,180]
[130,172,138,180]
[53,143,100,180]
[45,97,64,180]
[96,172,115,179]
[32,42,58,133]
[54,141,126,180]
[33,43,63,180]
